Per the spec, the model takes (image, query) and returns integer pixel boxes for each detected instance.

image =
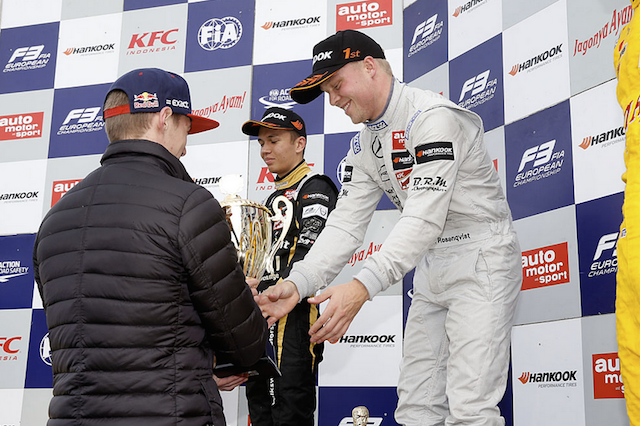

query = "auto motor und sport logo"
[51,179,82,207]
[198,17,242,51]
[593,353,624,399]
[0,112,44,141]
[521,242,570,290]
[127,28,179,55]
[4,44,52,73]
[336,0,393,31]
[408,14,444,58]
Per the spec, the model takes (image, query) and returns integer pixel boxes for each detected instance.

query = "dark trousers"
[246,301,323,426]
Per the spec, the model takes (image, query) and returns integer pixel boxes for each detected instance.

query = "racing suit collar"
[274,160,312,190]
[364,79,401,132]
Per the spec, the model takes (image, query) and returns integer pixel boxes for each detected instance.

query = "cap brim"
[289,66,341,104]
[188,114,219,134]
[241,120,293,137]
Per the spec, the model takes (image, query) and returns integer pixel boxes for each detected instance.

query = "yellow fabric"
[615,7,640,424]
[274,162,312,190]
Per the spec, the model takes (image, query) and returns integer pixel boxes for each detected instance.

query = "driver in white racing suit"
[257,30,522,426]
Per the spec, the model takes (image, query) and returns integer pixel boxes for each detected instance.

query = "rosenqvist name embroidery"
[436,232,470,244]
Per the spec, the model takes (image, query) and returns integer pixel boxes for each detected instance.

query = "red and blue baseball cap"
[103,68,219,134]
[289,30,385,105]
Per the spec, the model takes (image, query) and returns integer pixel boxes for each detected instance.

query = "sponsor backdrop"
[0,0,631,425]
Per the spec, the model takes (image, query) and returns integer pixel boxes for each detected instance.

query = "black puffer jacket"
[33,139,268,426]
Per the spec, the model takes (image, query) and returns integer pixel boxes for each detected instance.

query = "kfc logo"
[0,336,22,361]
[127,29,179,55]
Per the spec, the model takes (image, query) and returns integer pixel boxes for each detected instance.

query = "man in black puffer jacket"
[33,68,268,426]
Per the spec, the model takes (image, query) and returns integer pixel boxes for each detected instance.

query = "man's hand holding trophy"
[213,174,292,379]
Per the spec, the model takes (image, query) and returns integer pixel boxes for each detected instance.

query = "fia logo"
[198,17,243,51]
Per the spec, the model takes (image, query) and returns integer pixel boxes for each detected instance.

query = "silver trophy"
[219,175,293,280]
[352,406,369,426]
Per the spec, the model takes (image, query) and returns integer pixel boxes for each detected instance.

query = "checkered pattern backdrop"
[0,0,632,425]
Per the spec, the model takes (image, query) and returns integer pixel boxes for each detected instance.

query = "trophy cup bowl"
[220,194,293,280]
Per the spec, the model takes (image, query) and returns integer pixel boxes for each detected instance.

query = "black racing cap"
[241,107,306,138]
[289,30,385,105]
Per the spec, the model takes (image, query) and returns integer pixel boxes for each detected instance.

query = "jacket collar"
[364,79,402,133]
[100,139,193,183]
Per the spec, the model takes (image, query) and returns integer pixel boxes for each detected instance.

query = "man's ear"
[158,106,173,131]
[363,56,377,77]
[295,135,306,154]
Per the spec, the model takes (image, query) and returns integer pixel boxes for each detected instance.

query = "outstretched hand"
[213,373,249,391]
[254,280,300,327]
[307,279,369,344]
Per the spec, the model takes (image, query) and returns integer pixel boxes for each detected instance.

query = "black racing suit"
[246,161,338,426]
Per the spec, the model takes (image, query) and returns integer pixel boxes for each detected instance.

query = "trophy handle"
[265,195,293,275]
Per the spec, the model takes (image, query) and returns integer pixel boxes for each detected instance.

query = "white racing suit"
[286,79,522,425]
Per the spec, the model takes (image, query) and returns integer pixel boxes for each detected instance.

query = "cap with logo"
[103,68,219,134]
[241,107,306,138]
[289,30,385,105]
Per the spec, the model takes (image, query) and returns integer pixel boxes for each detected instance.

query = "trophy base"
[213,342,281,379]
